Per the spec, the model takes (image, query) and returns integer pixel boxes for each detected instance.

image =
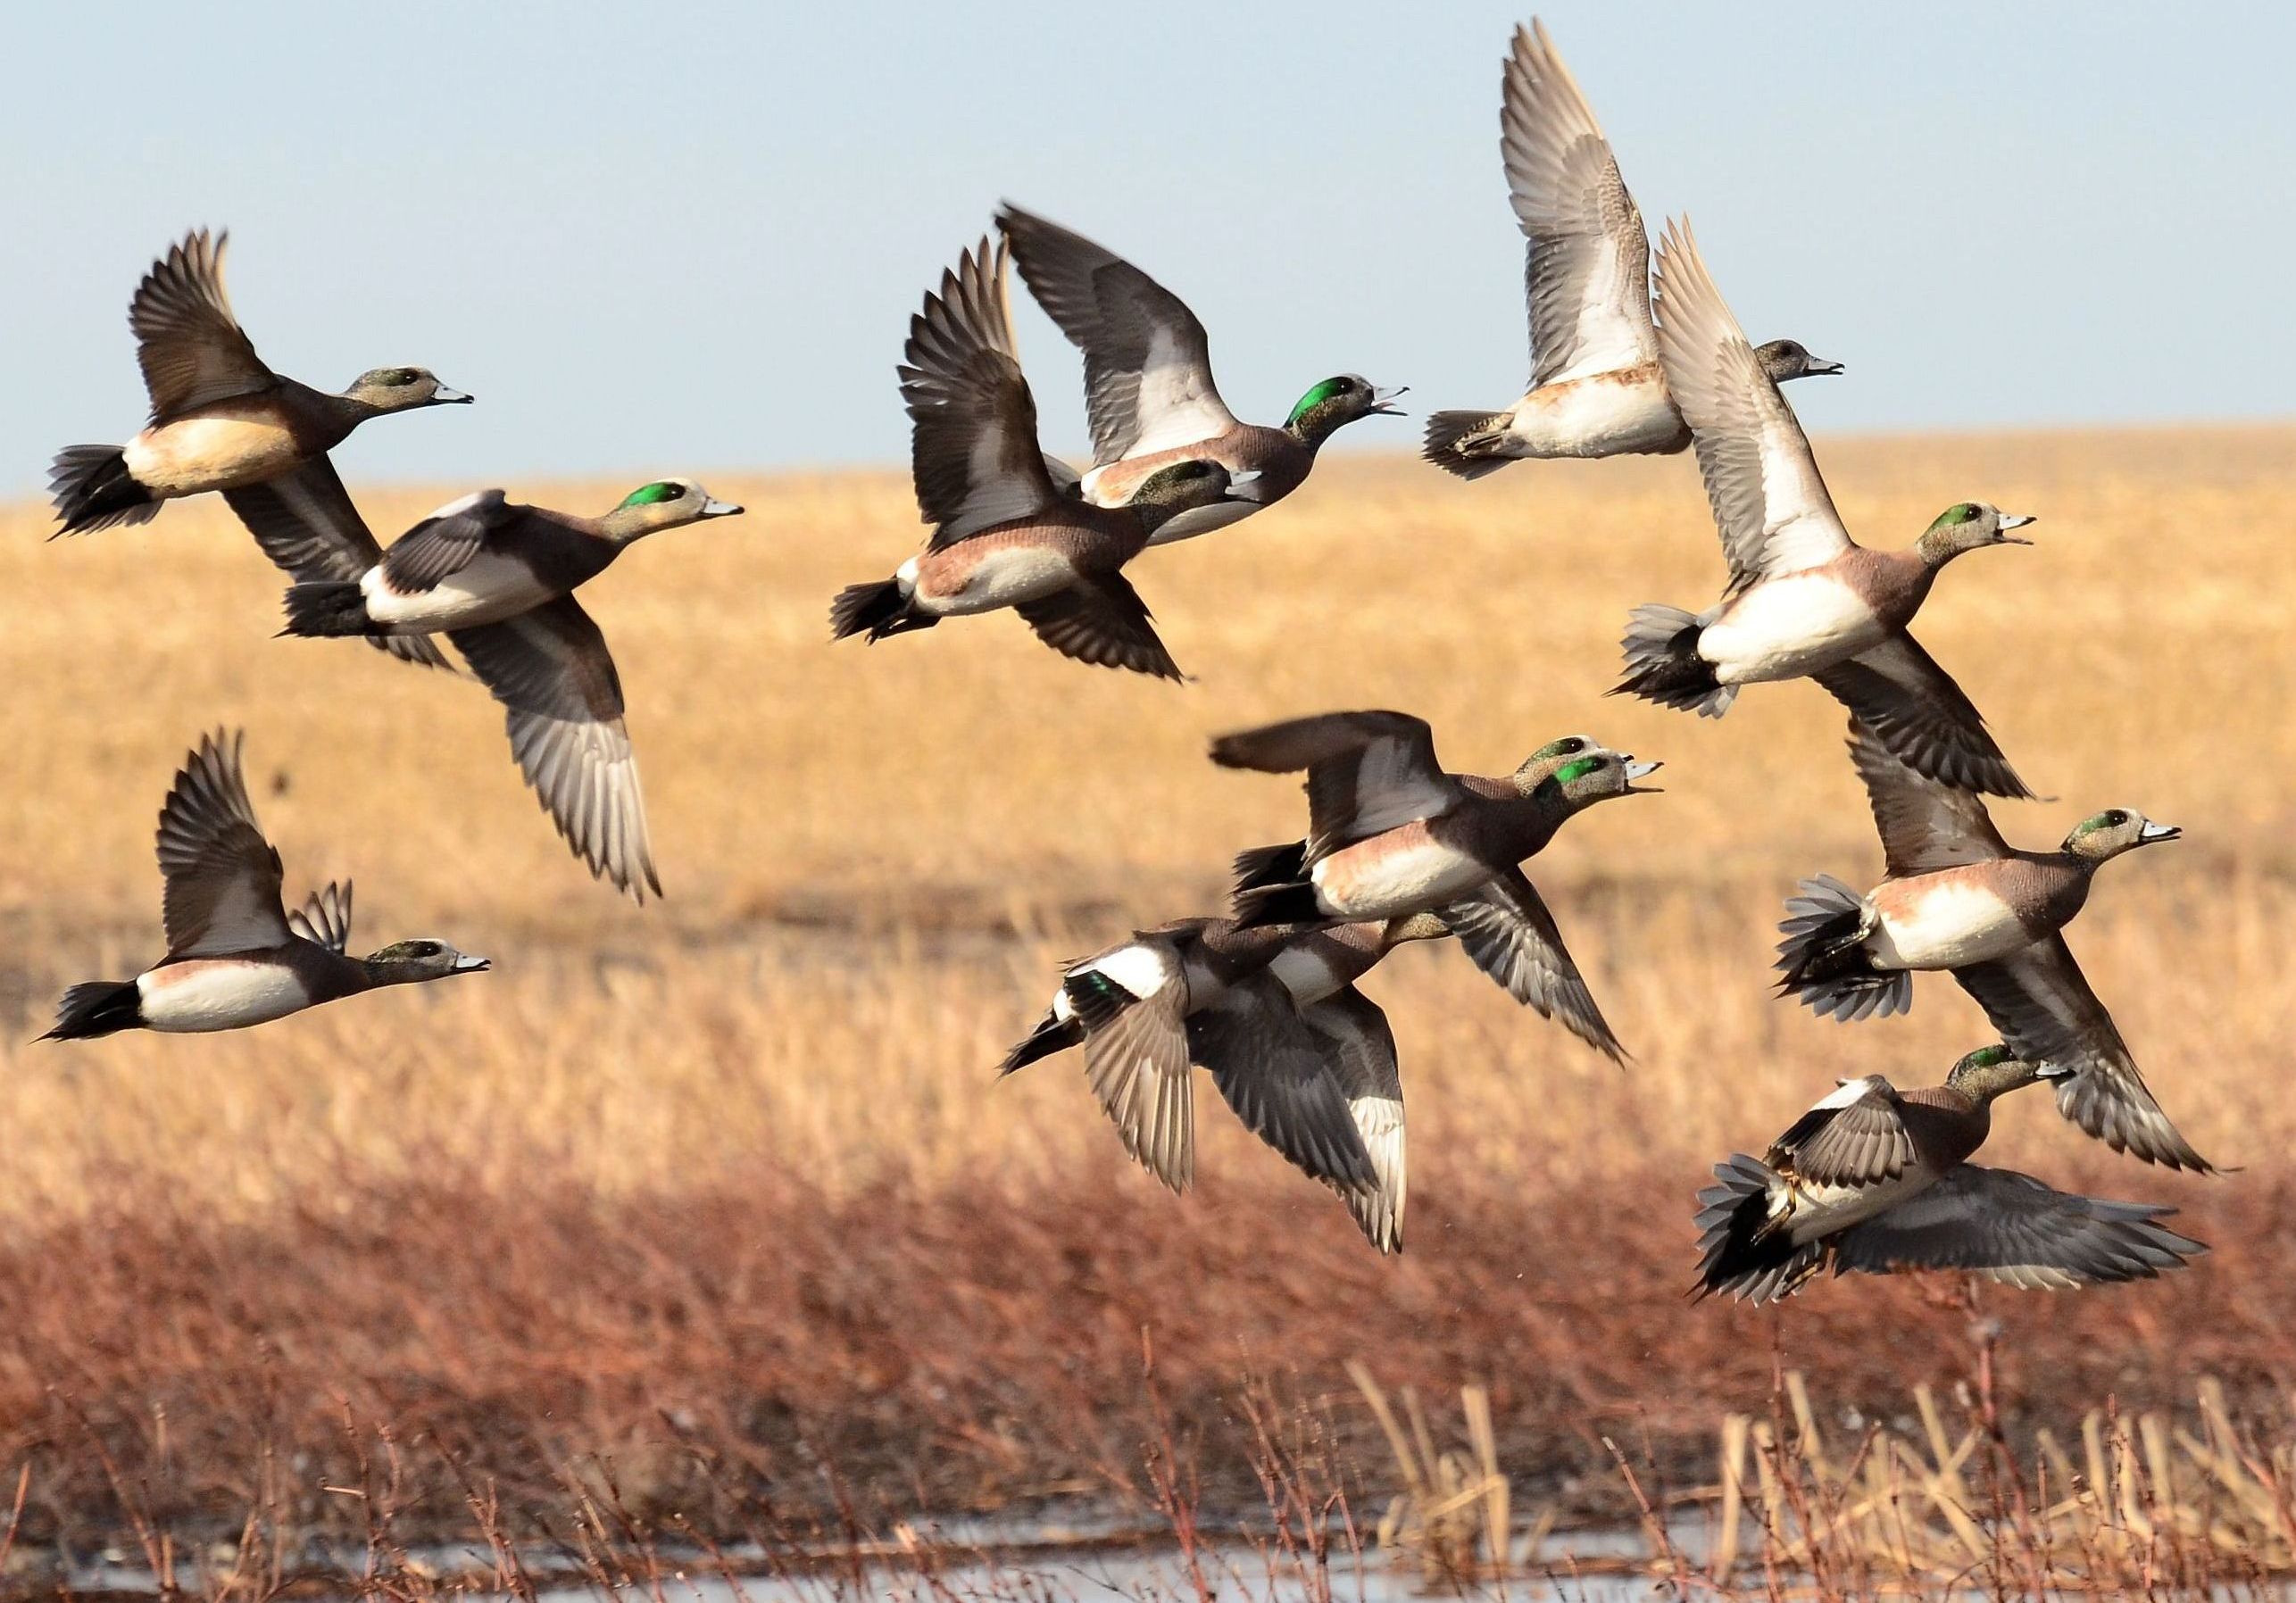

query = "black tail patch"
[282,581,375,638]
[1612,603,1736,718]
[1232,839,1308,893]
[1232,880,1327,930]
[1419,411,1515,481]
[1774,876,1911,1023]
[1692,1154,1824,1304]
[998,1010,1084,1076]
[42,979,144,1041]
[48,445,159,536]
[829,578,934,643]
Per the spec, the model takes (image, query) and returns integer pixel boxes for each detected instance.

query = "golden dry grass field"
[0,426,2292,1554]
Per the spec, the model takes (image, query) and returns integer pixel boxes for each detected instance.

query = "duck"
[41,730,487,1040]
[237,474,744,903]
[1775,718,2207,1170]
[1694,1045,2205,1305]
[996,204,1403,543]
[49,229,470,536]
[1421,21,1837,480]
[830,238,1251,677]
[1000,912,1444,1251]
[1210,714,1656,1058]
[1610,221,2033,798]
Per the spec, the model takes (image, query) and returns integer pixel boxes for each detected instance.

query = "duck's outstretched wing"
[1831,1164,2205,1288]
[1209,710,1460,863]
[1437,866,1626,1062]
[1843,718,2012,876]
[903,237,1064,546]
[1191,972,1377,1197]
[1015,572,1181,680]
[155,729,292,959]
[287,880,354,954]
[1301,984,1406,1253]
[1816,635,2026,798]
[1954,938,2212,1172]
[997,204,1238,466]
[1501,20,1655,387]
[130,229,278,420]
[449,594,659,904]
[1653,219,1849,591]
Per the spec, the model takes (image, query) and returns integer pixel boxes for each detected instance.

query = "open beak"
[2137,820,2181,845]
[1999,511,2036,545]
[1625,757,1664,793]
[701,498,745,519]
[1368,385,1409,417]
[431,386,475,405]
[1805,356,1844,376]
[452,953,492,973]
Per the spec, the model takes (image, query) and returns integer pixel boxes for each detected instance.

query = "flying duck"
[42,731,487,1040]
[237,475,744,902]
[996,204,1403,543]
[1776,718,2207,1171]
[1210,714,1657,1059]
[830,238,1249,677]
[1000,912,1443,1251]
[1422,21,1837,480]
[1695,1045,2205,1305]
[49,229,470,536]
[1611,221,2033,797]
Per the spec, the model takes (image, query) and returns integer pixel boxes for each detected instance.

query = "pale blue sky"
[9,2,2290,493]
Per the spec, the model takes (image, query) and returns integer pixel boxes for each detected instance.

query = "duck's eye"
[412,941,442,957]
[1330,378,1354,393]
[2102,810,2129,827]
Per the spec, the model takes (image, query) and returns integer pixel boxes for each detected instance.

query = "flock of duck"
[38,21,2207,1304]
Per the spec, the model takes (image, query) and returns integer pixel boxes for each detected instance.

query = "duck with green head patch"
[1422,21,1838,481]
[1774,718,2207,1171]
[1209,711,1658,1059]
[50,229,471,536]
[238,473,741,903]
[1000,909,1447,1252]
[830,238,1257,677]
[995,204,1401,544]
[1694,1044,2205,1306]
[1610,221,2033,797]
[42,732,487,1042]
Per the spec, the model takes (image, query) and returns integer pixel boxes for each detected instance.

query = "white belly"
[362,551,553,631]
[917,544,1081,614]
[1868,879,2029,970]
[1502,371,1684,458]
[1138,498,1259,546]
[1785,1167,1937,1244]
[124,415,303,495]
[1700,574,1887,684]
[137,960,313,1033]
[1312,834,1486,919]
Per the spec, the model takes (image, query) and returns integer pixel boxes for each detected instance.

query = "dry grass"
[0,427,2292,1573]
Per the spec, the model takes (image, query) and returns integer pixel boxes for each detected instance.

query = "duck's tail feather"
[1232,880,1327,930]
[1420,411,1516,481]
[1612,603,1736,717]
[829,575,935,643]
[41,979,144,1041]
[1774,875,1909,1022]
[281,580,375,638]
[1232,840,1308,893]
[998,1009,1084,1076]
[48,445,160,536]
[1693,1153,1826,1305]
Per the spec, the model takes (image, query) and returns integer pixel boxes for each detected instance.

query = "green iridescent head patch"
[1555,756,1603,785]
[619,481,686,509]
[1965,1044,2010,1068]
[1286,378,1347,425]
[1938,502,1983,526]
